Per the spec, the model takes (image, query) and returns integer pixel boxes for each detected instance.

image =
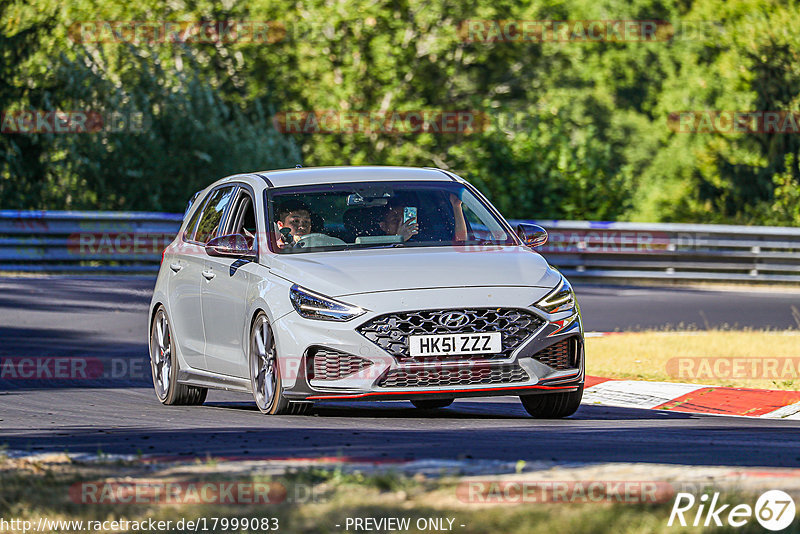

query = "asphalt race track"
[3,389,800,467]
[1,276,799,467]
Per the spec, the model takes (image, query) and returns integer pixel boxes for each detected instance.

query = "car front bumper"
[272,286,585,402]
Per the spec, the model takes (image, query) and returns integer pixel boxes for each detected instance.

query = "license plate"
[408,332,502,357]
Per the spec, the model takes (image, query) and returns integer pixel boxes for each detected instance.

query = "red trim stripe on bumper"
[306,383,579,400]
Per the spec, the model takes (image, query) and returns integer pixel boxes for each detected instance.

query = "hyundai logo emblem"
[438,312,471,329]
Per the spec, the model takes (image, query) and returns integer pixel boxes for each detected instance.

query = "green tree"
[2,0,799,226]
[633,0,800,224]
[1,0,298,211]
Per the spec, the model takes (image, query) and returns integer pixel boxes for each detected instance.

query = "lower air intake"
[531,338,577,370]
[378,364,528,388]
[310,347,373,380]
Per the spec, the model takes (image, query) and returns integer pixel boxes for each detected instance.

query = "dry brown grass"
[585,331,800,390]
[0,457,754,534]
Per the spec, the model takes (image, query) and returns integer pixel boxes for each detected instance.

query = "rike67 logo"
[668,490,796,531]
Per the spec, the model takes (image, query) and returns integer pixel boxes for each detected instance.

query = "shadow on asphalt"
[199,398,698,421]
[4,403,797,467]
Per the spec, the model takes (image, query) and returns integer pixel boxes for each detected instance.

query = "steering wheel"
[294,233,347,249]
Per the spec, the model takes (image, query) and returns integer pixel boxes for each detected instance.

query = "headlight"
[534,276,576,314]
[290,284,366,321]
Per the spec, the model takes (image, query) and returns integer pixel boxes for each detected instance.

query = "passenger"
[275,199,313,249]
[378,203,419,241]
[450,193,468,242]
[377,194,467,242]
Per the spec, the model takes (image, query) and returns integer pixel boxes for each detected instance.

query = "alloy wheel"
[251,314,277,411]
[151,309,172,400]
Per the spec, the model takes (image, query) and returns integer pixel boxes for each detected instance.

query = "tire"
[150,306,208,406]
[249,312,312,415]
[411,399,454,410]
[520,385,583,419]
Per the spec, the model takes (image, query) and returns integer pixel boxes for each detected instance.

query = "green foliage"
[0,0,798,224]
[0,0,299,211]
[764,154,800,225]
[43,47,299,210]
[634,0,800,223]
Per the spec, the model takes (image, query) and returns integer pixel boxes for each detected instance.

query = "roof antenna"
[295,164,302,168]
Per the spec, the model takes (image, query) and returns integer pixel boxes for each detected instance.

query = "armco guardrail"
[0,210,182,273]
[523,219,800,283]
[0,211,799,282]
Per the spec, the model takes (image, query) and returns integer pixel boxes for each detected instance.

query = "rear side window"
[184,191,201,218]
[192,186,237,244]
[182,195,206,241]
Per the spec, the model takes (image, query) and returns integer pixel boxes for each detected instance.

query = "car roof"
[252,166,458,188]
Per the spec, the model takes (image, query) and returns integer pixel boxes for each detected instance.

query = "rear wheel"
[149,306,207,406]
[411,399,454,410]
[520,386,583,419]
[249,312,312,415]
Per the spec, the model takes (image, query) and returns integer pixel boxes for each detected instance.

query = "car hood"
[268,245,560,298]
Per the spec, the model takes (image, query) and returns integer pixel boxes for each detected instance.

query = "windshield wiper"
[341,242,405,251]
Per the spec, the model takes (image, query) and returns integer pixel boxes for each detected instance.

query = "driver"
[275,199,312,249]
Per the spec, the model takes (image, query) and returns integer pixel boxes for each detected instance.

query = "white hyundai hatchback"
[149,166,584,417]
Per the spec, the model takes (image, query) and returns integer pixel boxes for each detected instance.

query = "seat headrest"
[343,207,385,237]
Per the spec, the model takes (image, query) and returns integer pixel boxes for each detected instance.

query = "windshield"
[266,181,516,253]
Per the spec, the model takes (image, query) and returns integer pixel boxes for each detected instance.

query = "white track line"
[583,380,706,409]
[761,401,800,420]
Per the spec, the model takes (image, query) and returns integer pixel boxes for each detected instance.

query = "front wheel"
[149,306,207,406]
[249,312,312,415]
[520,386,583,419]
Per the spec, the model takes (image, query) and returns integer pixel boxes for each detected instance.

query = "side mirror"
[516,223,548,248]
[205,234,256,260]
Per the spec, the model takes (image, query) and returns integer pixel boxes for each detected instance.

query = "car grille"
[531,338,577,370]
[309,347,373,380]
[377,364,529,388]
[358,308,545,363]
